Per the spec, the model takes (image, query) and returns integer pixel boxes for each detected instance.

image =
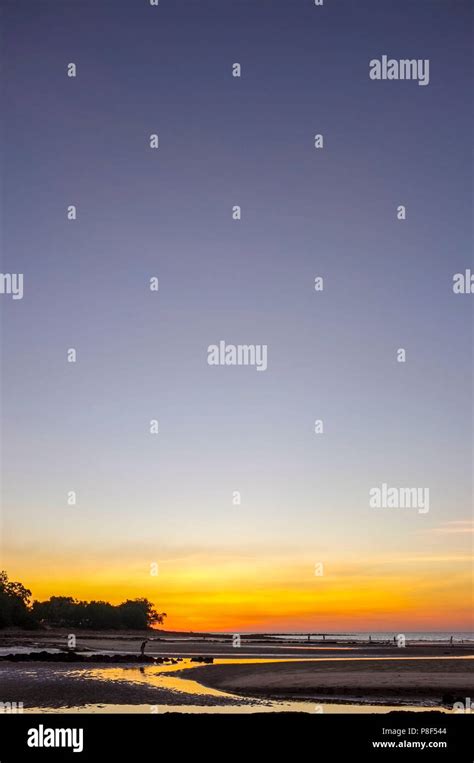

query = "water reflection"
[85,661,235,698]
[25,701,452,715]
[44,656,461,715]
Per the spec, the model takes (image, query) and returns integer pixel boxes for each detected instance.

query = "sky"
[0,0,472,632]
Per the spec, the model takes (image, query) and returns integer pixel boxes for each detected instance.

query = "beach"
[1,630,472,712]
[181,654,473,704]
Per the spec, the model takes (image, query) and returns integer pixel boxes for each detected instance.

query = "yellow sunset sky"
[3,520,472,632]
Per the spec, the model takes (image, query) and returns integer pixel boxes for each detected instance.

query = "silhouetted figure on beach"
[140,639,149,656]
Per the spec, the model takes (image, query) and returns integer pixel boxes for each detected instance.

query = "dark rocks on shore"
[0,651,183,664]
[190,656,214,664]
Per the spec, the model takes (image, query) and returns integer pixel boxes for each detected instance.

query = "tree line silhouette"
[0,571,166,630]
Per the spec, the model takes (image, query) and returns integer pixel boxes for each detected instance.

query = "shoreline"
[180,656,473,706]
[1,630,472,712]
[1,652,472,712]
[1,658,469,711]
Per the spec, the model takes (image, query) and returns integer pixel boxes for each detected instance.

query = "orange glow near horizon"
[3,549,472,633]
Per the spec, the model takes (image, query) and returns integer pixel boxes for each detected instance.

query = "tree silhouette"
[0,570,167,630]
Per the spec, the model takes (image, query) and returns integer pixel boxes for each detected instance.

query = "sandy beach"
[181,655,473,704]
[0,662,253,709]
[1,630,472,711]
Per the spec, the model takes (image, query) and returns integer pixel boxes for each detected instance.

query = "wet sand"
[2,655,471,711]
[0,630,472,710]
[0,662,249,709]
[181,656,473,704]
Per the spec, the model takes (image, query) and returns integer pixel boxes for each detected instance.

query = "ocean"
[270,632,473,643]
